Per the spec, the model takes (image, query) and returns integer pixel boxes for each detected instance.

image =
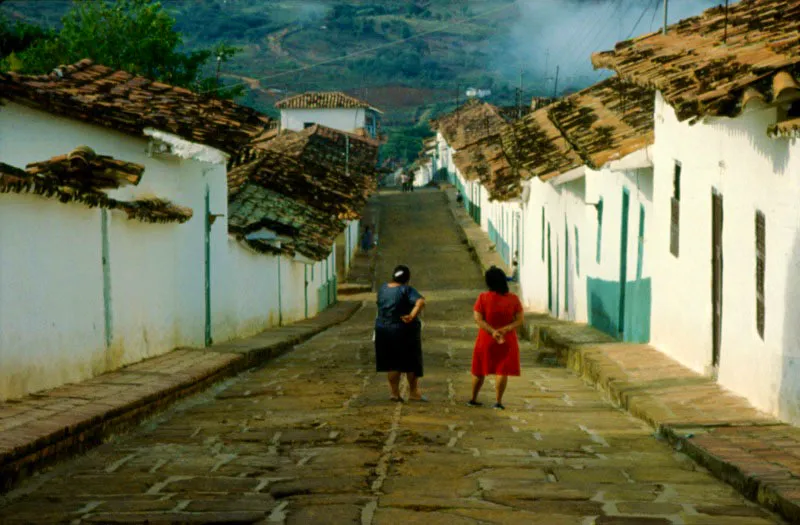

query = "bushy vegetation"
[381,123,434,165]
[1,0,243,98]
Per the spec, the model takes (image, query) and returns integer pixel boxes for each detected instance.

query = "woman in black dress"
[374,265,426,402]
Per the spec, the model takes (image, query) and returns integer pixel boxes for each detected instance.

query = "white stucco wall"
[554,178,589,323]
[650,91,800,424]
[585,166,654,283]
[0,195,106,398]
[281,108,365,134]
[519,176,562,314]
[0,102,338,400]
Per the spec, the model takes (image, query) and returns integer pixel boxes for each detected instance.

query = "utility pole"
[723,0,730,43]
[544,48,550,90]
[518,67,524,119]
[552,65,560,99]
[215,55,222,95]
[663,0,669,35]
[345,135,350,176]
[456,83,462,127]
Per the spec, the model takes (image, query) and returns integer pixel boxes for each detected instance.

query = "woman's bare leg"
[471,375,485,403]
[495,375,508,405]
[388,372,402,399]
[407,373,423,399]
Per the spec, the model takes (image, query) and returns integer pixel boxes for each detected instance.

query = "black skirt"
[374,321,423,376]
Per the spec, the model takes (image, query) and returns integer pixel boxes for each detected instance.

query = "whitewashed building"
[434,78,657,342]
[276,91,383,139]
[0,61,374,401]
[593,0,800,423]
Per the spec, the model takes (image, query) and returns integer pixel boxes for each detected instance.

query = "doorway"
[618,189,630,339]
[712,190,724,367]
[547,223,553,313]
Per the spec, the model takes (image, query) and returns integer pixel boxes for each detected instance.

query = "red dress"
[472,291,522,377]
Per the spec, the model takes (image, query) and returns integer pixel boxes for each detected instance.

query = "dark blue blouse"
[376,284,423,327]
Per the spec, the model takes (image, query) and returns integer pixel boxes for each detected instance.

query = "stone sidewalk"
[439,187,800,523]
[0,300,362,492]
[532,320,800,523]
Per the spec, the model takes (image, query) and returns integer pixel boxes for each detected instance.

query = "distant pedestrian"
[374,265,427,402]
[400,173,410,192]
[361,226,374,253]
[468,266,524,410]
[507,252,520,283]
[456,191,464,204]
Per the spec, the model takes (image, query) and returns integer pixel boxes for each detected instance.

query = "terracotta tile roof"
[227,182,344,261]
[264,124,380,177]
[226,125,379,259]
[502,108,583,182]
[502,77,654,181]
[275,91,381,112]
[259,125,377,218]
[227,147,371,221]
[0,59,275,157]
[25,145,144,189]
[0,148,191,224]
[432,100,523,200]
[769,116,800,137]
[431,99,507,151]
[592,0,800,122]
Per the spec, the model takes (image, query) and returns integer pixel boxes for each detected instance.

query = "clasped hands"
[401,312,417,324]
[491,326,510,344]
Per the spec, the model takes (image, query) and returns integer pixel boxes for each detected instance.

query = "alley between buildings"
[0,190,782,524]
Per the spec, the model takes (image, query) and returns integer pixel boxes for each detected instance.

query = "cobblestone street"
[0,190,783,524]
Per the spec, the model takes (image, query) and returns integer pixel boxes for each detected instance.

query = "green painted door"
[564,220,570,315]
[618,189,630,340]
[547,224,553,313]
[101,209,113,348]
[636,205,645,280]
[204,185,212,347]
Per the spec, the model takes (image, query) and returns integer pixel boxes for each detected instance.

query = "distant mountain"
[1,0,718,159]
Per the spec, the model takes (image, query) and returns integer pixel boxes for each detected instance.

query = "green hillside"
[1,0,528,123]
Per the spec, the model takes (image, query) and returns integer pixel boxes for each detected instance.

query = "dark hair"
[392,265,411,284]
[485,266,509,294]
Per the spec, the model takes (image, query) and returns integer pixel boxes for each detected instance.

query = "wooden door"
[712,190,724,367]
[547,223,553,313]
[618,189,630,339]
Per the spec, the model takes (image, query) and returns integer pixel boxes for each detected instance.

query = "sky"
[491,0,720,94]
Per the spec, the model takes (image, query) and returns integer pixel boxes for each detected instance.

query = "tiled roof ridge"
[25,146,145,190]
[0,150,192,224]
[591,0,800,121]
[227,181,344,260]
[0,59,275,156]
[275,91,380,111]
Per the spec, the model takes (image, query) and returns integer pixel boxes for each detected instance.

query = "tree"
[8,0,242,98]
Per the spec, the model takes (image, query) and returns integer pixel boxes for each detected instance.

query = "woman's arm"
[497,310,525,334]
[401,298,426,323]
[473,311,501,339]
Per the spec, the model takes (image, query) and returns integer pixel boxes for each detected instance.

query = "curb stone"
[529,319,800,524]
[0,300,362,492]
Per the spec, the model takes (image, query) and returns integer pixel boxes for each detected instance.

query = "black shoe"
[492,403,505,410]
[466,400,483,407]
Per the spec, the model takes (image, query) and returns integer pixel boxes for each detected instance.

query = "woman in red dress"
[469,266,524,410]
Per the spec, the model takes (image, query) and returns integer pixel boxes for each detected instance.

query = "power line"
[201,2,518,95]
[560,0,623,80]
[627,0,661,40]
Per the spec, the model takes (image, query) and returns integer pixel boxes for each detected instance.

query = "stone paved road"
[0,190,783,524]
